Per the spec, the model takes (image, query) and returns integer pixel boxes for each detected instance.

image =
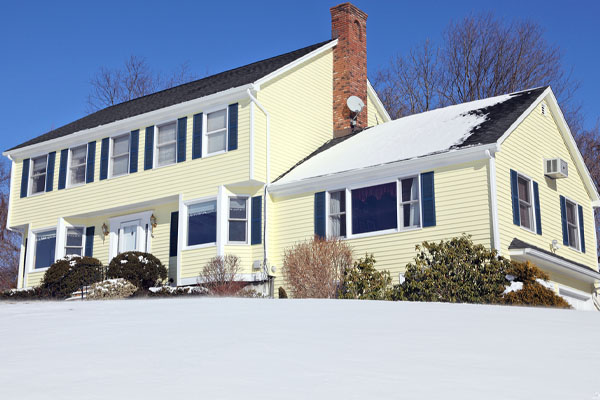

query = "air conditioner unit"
[544,158,568,179]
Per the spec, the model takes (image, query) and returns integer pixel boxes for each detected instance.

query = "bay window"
[228,197,248,243]
[187,200,217,246]
[69,145,87,186]
[351,182,397,235]
[65,227,84,256]
[30,155,48,195]
[34,229,56,270]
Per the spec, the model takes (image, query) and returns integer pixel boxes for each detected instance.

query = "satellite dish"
[346,96,365,113]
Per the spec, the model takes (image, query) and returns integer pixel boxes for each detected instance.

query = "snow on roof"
[276,88,547,185]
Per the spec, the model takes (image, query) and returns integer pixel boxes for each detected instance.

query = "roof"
[275,87,547,184]
[508,238,596,272]
[9,39,334,151]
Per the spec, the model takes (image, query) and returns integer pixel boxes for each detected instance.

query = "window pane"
[330,191,345,213]
[329,215,346,237]
[112,154,129,176]
[70,165,86,185]
[566,202,576,224]
[229,198,247,219]
[31,175,45,194]
[158,123,176,144]
[207,131,226,154]
[517,177,530,203]
[403,203,420,228]
[32,156,47,174]
[351,182,397,234]
[520,203,532,229]
[35,229,56,269]
[228,220,246,242]
[65,247,82,256]
[207,110,226,132]
[157,143,176,166]
[401,178,418,202]
[121,223,138,252]
[66,227,84,247]
[568,225,579,248]
[188,201,217,246]
[113,136,129,156]
[71,146,87,165]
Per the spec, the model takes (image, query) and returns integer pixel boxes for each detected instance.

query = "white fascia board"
[269,143,499,198]
[4,85,254,160]
[367,80,392,122]
[509,248,600,283]
[252,40,338,89]
[66,194,179,219]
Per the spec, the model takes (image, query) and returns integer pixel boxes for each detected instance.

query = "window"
[65,227,84,256]
[30,155,48,195]
[34,229,56,270]
[565,199,580,250]
[111,134,130,177]
[351,182,397,235]
[228,197,248,243]
[69,145,87,186]
[206,109,227,155]
[399,177,420,229]
[517,175,534,231]
[188,200,217,246]
[156,122,177,167]
[329,190,346,237]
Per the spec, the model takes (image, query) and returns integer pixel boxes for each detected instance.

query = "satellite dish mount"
[346,96,365,131]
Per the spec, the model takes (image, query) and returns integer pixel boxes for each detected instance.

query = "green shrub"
[395,235,510,304]
[106,252,167,290]
[42,256,104,298]
[87,278,138,300]
[0,286,50,301]
[148,286,208,297]
[339,254,394,300]
[502,261,571,309]
[278,287,288,299]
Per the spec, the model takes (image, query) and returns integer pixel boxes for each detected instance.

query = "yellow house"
[4,3,599,309]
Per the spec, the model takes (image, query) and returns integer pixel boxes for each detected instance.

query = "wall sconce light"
[150,214,157,229]
[101,223,109,237]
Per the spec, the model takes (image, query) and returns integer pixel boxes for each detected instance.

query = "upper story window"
[228,197,248,243]
[206,109,228,155]
[69,145,87,186]
[156,121,177,167]
[399,177,420,229]
[29,155,48,195]
[565,199,580,250]
[517,175,534,231]
[65,227,85,256]
[34,228,56,270]
[351,182,397,235]
[187,200,217,247]
[329,190,346,238]
[111,134,130,177]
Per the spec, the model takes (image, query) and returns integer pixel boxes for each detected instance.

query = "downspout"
[486,149,501,255]
[247,88,271,290]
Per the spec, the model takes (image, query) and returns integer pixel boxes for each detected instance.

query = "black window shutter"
[86,141,96,183]
[533,181,542,235]
[251,196,262,245]
[228,103,238,151]
[169,211,179,257]
[559,195,568,246]
[177,117,187,163]
[192,112,203,159]
[130,130,139,173]
[578,204,585,253]
[20,158,30,198]
[84,226,95,257]
[421,171,436,227]
[314,192,326,238]
[510,169,520,226]
[45,152,55,192]
[100,137,110,180]
[58,149,68,189]
[144,126,154,170]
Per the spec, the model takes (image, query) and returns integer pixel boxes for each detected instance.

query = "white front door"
[119,219,141,253]
[109,211,153,260]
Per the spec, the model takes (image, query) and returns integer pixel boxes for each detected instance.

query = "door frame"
[109,210,153,260]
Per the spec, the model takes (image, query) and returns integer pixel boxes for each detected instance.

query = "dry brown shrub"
[199,255,245,296]
[282,236,353,298]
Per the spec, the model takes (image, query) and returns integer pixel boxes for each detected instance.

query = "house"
[4,3,599,309]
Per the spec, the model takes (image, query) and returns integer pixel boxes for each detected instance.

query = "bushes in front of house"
[42,255,105,298]
[338,254,394,300]
[86,278,138,300]
[106,251,167,290]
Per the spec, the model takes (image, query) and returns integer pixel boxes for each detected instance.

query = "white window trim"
[563,196,582,252]
[227,196,250,245]
[203,105,229,157]
[515,171,537,234]
[64,224,86,257]
[67,144,88,188]
[183,196,218,250]
[397,175,422,232]
[153,120,178,168]
[109,133,130,179]
[26,225,58,273]
[28,153,49,197]
[108,211,153,260]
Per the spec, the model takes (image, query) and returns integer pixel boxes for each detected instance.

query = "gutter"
[486,149,501,254]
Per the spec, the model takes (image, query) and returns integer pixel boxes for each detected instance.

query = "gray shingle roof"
[9,39,333,151]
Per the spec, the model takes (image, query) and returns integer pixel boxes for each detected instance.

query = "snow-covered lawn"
[0,298,599,399]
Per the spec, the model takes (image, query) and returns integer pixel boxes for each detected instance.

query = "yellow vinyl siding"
[366,86,389,127]
[495,101,598,271]
[257,48,333,181]
[270,159,492,289]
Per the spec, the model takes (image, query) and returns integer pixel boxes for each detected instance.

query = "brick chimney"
[331,3,368,138]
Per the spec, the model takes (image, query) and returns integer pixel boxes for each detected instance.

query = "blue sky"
[1,0,598,153]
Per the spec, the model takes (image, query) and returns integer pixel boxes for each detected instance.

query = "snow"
[276,93,512,184]
[503,281,523,294]
[1,299,599,399]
